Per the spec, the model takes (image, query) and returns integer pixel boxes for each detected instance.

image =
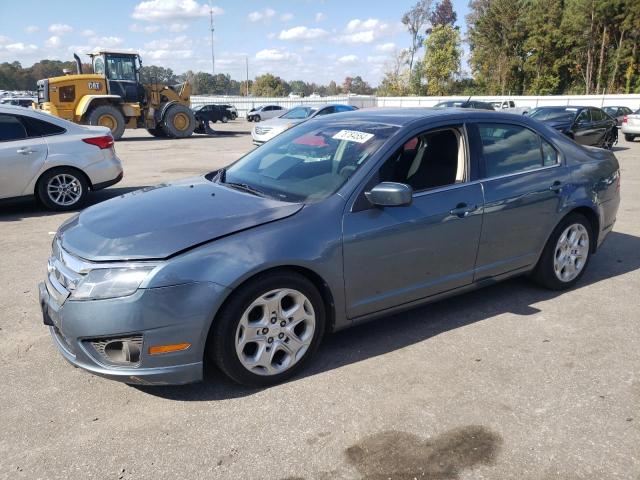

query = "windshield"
[603,107,616,115]
[218,121,399,202]
[280,107,317,119]
[434,101,465,108]
[529,107,577,122]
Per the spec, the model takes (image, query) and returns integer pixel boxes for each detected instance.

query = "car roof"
[307,107,539,127]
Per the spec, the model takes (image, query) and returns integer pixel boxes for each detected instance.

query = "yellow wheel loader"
[35,51,196,140]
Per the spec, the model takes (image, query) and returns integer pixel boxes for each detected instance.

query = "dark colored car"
[193,104,234,134]
[528,106,618,148]
[434,100,495,110]
[40,108,620,387]
[603,106,633,126]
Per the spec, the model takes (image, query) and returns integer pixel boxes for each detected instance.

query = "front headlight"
[71,267,156,301]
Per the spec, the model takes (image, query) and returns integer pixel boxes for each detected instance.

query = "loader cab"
[90,51,145,104]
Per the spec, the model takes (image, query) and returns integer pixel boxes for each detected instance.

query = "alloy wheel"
[46,174,83,206]
[553,223,589,282]
[234,288,316,376]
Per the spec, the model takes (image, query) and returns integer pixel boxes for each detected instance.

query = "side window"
[541,138,558,166]
[478,123,542,177]
[0,114,28,142]
[576,109,590,124]
[263,106,273,111]
[590,108,604,121]
[59,85,75,102]
[20,116,66,137]
[379,128,464,192]
[315,107,334,116]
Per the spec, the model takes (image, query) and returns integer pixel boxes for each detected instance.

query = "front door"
[342,125,484,319]
[0,114,47,199]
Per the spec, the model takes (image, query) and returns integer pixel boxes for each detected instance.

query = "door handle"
[549,181,562,192]
[450,203,478,218]
[16,147,34,155]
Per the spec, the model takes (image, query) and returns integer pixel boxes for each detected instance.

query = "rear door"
[0,113,47,199]
[470,121,567,278]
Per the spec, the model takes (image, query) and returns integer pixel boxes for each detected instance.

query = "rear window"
[21,115,66,137]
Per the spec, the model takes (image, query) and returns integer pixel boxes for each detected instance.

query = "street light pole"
[209,0,215,76]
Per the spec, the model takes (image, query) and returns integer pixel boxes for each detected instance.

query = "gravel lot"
[1,121,639,480]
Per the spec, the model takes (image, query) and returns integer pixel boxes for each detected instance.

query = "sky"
[0,0,470,86]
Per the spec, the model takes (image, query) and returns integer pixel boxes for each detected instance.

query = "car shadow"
[0,186,147,222]
[612,145,629,152]
[136,230,640,402]
[117,131,251,142]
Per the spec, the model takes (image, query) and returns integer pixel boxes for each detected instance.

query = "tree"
[350,76,374,95]
[377,50,412,96]
[139,65,177,84]
[402,0,432,80]
[251,73,289,96]
[422,24,461,95]
[429,0,457,28]
[326,80,339,96]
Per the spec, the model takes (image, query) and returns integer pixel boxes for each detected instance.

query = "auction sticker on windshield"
[332,130,374,143]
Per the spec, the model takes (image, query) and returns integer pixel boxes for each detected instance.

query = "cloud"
[0,36,10,45]
[168,23,188,32]
[255,48,299,62]
[280,13,294,22]
[24,26,39,34]
[132,0,222,22]
[315,12,326,22]
[337,18,401,44]
[129,23,160,33]
[375,42,396,53]
[0,42,38,54]
[278,26,328,41]
[91,36,124,49]
[337,54,359,64]
[45,36,62,48]
[81,29,96,37]
[49,24,73,35]
[248,8,276,23]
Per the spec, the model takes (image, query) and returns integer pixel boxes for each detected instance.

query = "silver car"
[251,104,357,145]
[621,109,640,141]
[0,105,123,210]
[246,104,286,122]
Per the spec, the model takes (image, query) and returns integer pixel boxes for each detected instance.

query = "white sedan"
[0,105,123,211]
[621,109,640,142]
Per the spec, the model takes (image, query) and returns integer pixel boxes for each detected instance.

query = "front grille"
[255,126,272,135]
[46,239,84,305]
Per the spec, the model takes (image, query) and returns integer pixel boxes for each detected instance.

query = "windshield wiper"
[224,181,266,197]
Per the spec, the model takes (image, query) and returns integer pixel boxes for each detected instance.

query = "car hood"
[59,176,303,261]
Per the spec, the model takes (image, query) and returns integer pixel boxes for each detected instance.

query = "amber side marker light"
[148,343,191,355]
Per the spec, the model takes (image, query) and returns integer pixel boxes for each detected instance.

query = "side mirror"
[365,182,413,207]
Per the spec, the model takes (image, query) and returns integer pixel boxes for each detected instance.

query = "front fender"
[75,95,121,118]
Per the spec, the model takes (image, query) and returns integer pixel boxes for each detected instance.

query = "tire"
[222,115,229,123]
[209,271,326,387]
[254,115,261,122]
[625,134,635,142]
[531,212,593,290]
[602,127,617,149]
[36,167,89,211]
[86,104,126,140]
[162,104,196,138]
[147,127,167,138]
[247,116,253,122]
[231,113,237,120]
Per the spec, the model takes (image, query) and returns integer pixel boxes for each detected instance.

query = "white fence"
[192,93,640,116]
[190,95,376,116]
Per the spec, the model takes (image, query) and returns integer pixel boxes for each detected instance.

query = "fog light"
[148,343,191,355]
[87,335,143,366]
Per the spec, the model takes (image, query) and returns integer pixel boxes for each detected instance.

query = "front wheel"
[531,213,593,290]
[86,104,126,140]
[36,167,89,211]
[625,134,636,142]
[254,115,261,122]
[221,115,229,123]
[208,271,326,386]
[162,104,196,138]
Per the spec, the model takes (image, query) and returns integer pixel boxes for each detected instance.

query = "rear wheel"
[531,213,593,290]
[86,105,126,140]
[254,115,261,122]
[162,104,196,138]
[36,167,89,211]
[625,134,636,142]
[221,115,229,123]
[208,271,326,386]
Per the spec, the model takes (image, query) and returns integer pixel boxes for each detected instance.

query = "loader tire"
[147,127,167,138]
[163,104,196,138]
[86,105,126,140]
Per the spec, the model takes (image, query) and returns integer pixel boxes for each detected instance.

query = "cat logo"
[88,81,101,90]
